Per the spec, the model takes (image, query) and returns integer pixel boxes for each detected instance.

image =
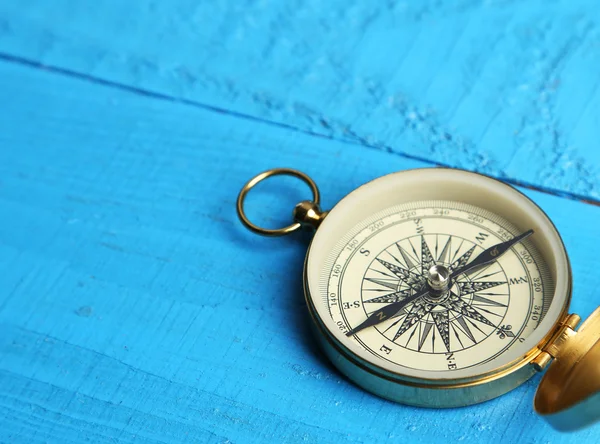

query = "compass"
[237,167,600,431]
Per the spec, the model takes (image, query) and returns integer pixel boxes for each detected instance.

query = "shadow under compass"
[226,198,339,373]
[220,171,343,381]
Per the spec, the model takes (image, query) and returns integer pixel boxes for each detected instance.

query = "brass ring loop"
[237,168,320,237]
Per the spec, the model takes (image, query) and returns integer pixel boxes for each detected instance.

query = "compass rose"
[362,234,510,354]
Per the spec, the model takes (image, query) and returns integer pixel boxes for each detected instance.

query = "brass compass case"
[238,167,600,431]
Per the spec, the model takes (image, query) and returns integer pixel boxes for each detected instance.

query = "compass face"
[305,169,570,381]
[328,201,551,372]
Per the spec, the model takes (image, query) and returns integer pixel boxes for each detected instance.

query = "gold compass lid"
[535,306,600,431]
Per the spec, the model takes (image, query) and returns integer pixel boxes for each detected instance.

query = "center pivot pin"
[427,264,451,298]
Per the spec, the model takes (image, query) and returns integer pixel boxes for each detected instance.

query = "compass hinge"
[531,313,581,372]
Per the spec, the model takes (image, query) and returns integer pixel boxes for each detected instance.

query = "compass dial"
[303,167,571,404]
[240,167,574,409]
[324,200,552,373]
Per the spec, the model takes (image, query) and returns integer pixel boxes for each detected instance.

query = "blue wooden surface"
[1,1,600,443]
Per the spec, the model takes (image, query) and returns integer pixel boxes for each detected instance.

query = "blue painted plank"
[1,59,600,443]
[1,0,599,199]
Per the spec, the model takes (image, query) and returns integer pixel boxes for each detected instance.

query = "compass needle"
[449,245,476,273]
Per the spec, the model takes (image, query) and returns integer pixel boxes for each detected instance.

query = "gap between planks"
[2,50,599,208]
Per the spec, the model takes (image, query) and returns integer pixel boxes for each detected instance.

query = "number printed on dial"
[327,200,553,372]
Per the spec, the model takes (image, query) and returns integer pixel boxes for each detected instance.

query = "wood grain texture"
[1,57,600,444]
[1,0,599,199]
[1,2,600,443]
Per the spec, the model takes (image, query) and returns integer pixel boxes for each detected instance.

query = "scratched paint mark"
[291,364,331,380]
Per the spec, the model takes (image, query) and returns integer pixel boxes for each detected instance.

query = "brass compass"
[237,167,600,431]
